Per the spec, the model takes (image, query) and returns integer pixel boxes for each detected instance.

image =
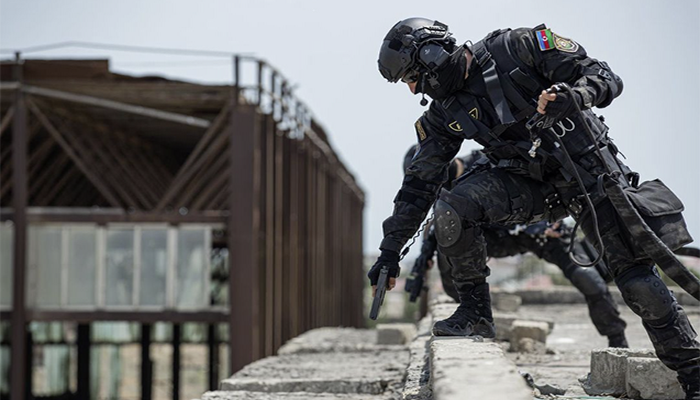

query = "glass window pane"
[66,227,96,307]
[140,229,167,307]
[105,229,134,307]
[177,229,207,309]
[34,227,63,308]
[0,223,13,307]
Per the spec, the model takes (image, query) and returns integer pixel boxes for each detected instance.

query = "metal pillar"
[76,324,91,400]
[140,324,152,400]
[172,324,181,400]
[10,51,29,400]
[207,324,219,390]
[227,102,261,373]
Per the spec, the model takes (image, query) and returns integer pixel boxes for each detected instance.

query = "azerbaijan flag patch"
[536,29,554,51]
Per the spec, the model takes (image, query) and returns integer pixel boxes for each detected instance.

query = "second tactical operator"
[368,18,699,398]
[405,148,628,348]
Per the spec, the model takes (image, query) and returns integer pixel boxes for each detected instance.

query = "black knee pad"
[434,198,478,257]
[644,303,698,350]
[569,266,607,297]
[615,266,675,320]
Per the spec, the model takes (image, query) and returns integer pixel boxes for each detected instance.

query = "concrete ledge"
[402,317,433,400]
[202,390,393,399]
[277,327,405,355]
[430,337,532,400]
[221,350,409,395]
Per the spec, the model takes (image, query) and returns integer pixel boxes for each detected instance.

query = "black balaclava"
[417,46,468,101]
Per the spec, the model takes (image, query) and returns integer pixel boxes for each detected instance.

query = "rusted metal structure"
[0,52,365,399]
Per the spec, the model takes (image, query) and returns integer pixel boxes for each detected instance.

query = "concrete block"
[509,320,548,344]
[492,313,516,341]
[493,293,522,312]
[377,323,417,345]
[202,391,394,399]
[625,357,684,400]
[430,337,533,400]
[512,287,586,304]
[277,327,404,355]
[429,293,457,306]
[584,348,656,396]
[510,337,547,354]
[430,303,458,322]
[220,350,409,395]
[432,306,553,341]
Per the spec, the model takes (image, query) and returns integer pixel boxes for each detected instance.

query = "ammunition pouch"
[623,179,693,258]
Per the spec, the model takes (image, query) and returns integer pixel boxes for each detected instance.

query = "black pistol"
[369,266,389,320]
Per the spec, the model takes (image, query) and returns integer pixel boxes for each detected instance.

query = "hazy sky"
[1,0,698,254]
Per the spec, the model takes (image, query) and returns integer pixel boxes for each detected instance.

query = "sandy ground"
[505,303,700,398]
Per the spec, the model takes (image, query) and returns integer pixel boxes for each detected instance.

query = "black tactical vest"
[440,27,610,181]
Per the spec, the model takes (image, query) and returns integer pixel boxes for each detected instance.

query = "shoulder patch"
[468,107,479,120]
[448,121,463,132]
[415,119,427,141]
[535,29,555,51]
[553,33,579,53]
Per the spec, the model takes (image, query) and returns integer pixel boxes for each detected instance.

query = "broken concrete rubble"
[431,304,554,342]
[584,348,659,396]
[377,323,418,345]
[508,320,549,353]
[626,357,684,400]
[492,293,522,312]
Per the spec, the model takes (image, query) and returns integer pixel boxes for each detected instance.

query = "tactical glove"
[368,250,400,285]
[545,86,583,121]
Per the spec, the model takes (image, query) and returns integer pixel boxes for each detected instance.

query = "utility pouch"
[623,179,693,256]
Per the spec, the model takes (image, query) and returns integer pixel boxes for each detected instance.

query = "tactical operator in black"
[369,18,699,398]
[405,148,628,347]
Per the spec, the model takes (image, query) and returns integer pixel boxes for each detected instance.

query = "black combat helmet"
[378,18,456,83]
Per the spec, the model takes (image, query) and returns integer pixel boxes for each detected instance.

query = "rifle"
[405,253,430,302]
[369,266,389,320]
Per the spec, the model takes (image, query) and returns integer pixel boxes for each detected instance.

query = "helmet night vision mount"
[378,18,458,88]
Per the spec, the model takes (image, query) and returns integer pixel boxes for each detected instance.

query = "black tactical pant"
[437,229,626,337]
[434,167,699,379]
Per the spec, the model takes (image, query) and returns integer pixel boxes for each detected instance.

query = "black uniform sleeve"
[510,26,624,109]
[379,103,463,253]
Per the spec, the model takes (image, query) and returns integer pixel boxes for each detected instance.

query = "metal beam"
[26,98,123,208]
[0,105,14,137]
[0,208,228,224]
[155,102,230,210]
[9,53,28,400]
[27,309,229,323]
[22,84,211,128]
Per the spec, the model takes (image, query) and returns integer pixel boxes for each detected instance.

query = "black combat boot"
[679,370,700,400]
[607,332,629,348]
[432,280,495,337]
